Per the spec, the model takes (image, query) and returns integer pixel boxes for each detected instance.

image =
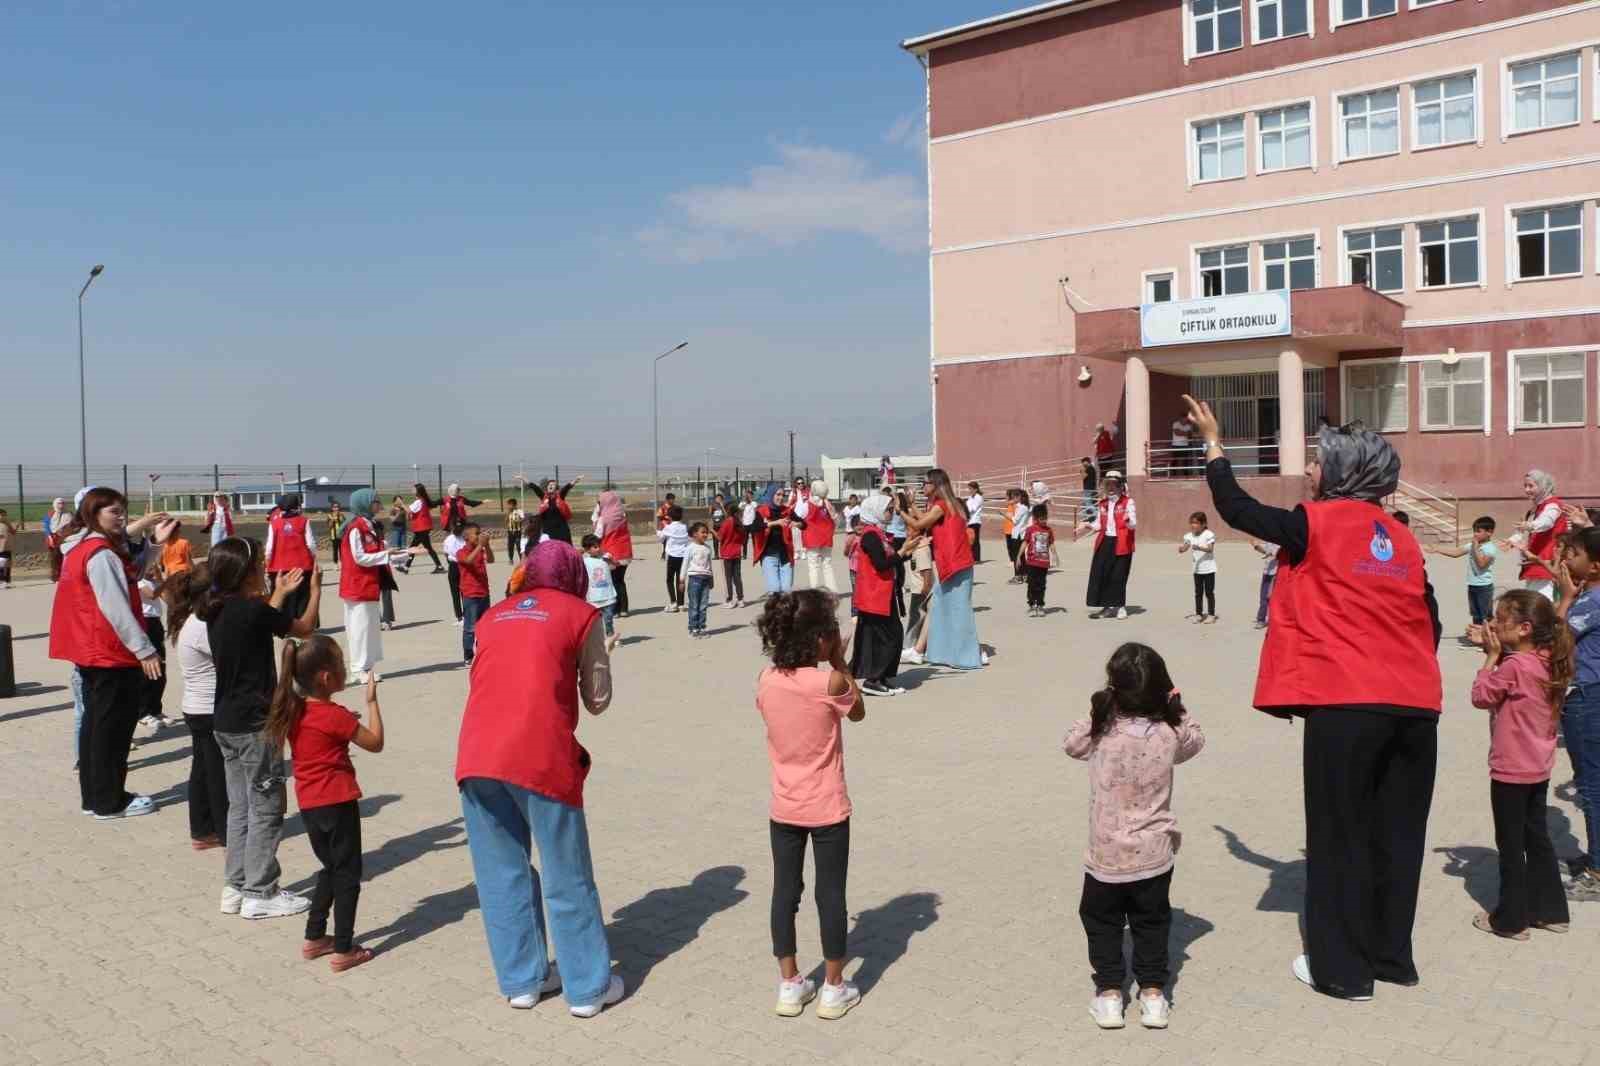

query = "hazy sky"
[3,1,986,471]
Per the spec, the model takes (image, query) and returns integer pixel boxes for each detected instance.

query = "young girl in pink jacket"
[1065,642,1204,1032]
[1470,588,1574,938]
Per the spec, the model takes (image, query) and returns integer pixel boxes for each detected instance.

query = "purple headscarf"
[521,539,589,599]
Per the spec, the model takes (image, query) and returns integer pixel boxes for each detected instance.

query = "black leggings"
[1193,572,1216,617]
[665,556,684,606]
[78,665,143,815]
[1490,779,1568,934]
[446,560,463,620]
[611,564,630,615]
[1026,565,1048,608]
[723,559,744,602]
[1080,869,1172,992]
[140,618,167,718]
[410,530,441,569]
[185,713,229,842]
[770,818,850,960]
[304,800,363,953]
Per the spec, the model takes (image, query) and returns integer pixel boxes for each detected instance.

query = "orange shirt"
[162,538,193,575]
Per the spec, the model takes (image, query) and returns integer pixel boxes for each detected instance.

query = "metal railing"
[1387,478,1460,544]
[1145,438,1319,480]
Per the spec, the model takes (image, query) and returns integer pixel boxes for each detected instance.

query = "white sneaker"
[1115,607,1129,620]
[508,962,562,1008]
[220,886,244,915]
[980,650,990,666]
[94,794,155,819]
[139,715,161,731]
[240,890,312,920]
[900,648,924,665]
[775,976,817,1017]
[454,618,464,628]
[569,974,624,1018]
[1138,991,1170,1029]
[1291,954,1371,1001]
[1089,991,1125,1029]
[815,980,860,1020]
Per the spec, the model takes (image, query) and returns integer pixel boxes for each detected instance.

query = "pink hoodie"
[1470,651,1559,784]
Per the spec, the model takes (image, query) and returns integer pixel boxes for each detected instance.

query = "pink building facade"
[904,0,1600,538]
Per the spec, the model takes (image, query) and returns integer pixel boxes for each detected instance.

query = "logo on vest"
[517,596,537,610]
[1353,520,1410,580]
[1368,522,1395,562]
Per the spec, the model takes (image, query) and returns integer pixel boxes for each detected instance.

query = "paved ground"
[2,537,1598,1066]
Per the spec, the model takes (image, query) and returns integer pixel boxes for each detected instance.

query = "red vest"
[267,513,314,573]
[454,589,600,808]
[802,499,836,550]
[854,528,894,616]
[339,517,383,602]
[409,502,433,533]
[1521,498,1568,582]
[600,524,633,563]
[1254,499,1442,714]
[440,496,470,530]
[928,500,974,581]
[49,537,142,668]
[717,517,745,560]
[1023,523,1054,568]
[1093,496,1136,556]
[750,505,792,559]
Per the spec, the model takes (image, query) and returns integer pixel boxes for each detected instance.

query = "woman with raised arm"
[902,469,983,669]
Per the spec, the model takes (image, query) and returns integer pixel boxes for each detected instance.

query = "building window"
[1509,53,1580,134]
[1420,357,1485,430]
[1145,272,1175,303]
[1337,0,1396,25]
[1199,245,1250,296]
[1194,116,1246,182]
[1419,217,1478,288]
[1414,73,1475,148]
[1346,227,1404,292]
[1515,352,1587,428]
[1259,103,1312,172]
[1263,236,1317,291]
[1339,88,1399,160]
[1513,205,1584,280]
[1345,362,1408,432]
[1192,0,1243,56]
[1254,0,1308,41]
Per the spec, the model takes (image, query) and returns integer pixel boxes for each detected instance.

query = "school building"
[903,0,1600,538]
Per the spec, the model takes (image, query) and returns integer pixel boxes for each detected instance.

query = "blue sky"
[3,1,985,470]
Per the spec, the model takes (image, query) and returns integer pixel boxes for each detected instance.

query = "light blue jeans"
[71,668,85,761]
[760,555,793,596]
[459,778,614,1007]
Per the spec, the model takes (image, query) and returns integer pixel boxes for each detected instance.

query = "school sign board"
[1139,290,1292,348]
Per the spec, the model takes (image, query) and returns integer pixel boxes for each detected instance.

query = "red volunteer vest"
[1254,499,1442,714]
[928,500,974,581]
[854,528,894,617]
[49,538,142,668]
[1521,497,1568,582]
[1023,524,1054,568]
[339,516,384,602]
[600,524,633,563]
[1093,496,1136,557]
[801,500,836,550]
[267,513,314,573]
[454,588,601,808]
[750,505,792,559]
[717,517,745,560]
[440,496,470,530]
[409,502,433,533]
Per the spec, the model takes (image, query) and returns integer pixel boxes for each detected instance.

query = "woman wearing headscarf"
[44,497,70,582]
[1508,470,1567,602]
[1185,396,1442,1002]
[849,495,920,696]
[341,490,414,684]
[904,469,984,669]
[455,541,622,1017]
[439,483,483,535]
[794,480,840,593]
[747,486,795,596]
[1075,471,1137,619]
[532,475,584,545]
[590,489,634,616]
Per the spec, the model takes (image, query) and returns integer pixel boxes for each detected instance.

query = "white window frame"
[1193,242,1253,297]
[1188,110,1249,186]
[1256,99,1317,174]
[1507,346,1591,433]
[1332,82,1402,165]
[1410,66,1481,152]
[1407,0,1457,7]
[1338,223,1406,293]
[1141,268,1180,304]
[1329,0,1397,31]
[1414,352,1490,435]
[1500,49,1586,141]
[1505,195,1593,285]
[1260,233,1320,291]
[1251,0,1314,43]
[1340,357,1409,433]
[1416,210,1486,291]
[1185,0,1246,61]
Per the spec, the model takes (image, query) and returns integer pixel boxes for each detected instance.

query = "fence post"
[122,464,128,498]
[296,464,302,492]
[605,465,611,490]
[437,464,444,502]
[555,465,560,488]
[15,465,23,529]
[735,467,739,499]
[212,463,220,492]
[370,464,376,492]
[496,465,504,505]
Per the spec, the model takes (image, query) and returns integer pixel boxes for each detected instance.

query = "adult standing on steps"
[1184,395,1443,1002]
[1076,472,1137,620]
[904,469,983,670]
[408,483,445,573]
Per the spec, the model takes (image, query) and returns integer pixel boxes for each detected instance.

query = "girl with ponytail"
[1469,589,1574,938]
[1064,642,1205,1031]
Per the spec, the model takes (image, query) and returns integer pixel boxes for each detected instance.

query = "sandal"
[1472,911,1528,940]
[191,835,223,851]
[1530,919,1570,934]
[330,946,374,972]
[302,937,336,960]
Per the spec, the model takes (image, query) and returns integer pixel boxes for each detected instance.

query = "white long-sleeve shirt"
[1527,500,1561,533]
[657,521,690,558]
[70,533,156,660]
[1089,496,1137,537]
[263,517,317,564]
[346,525,391,568]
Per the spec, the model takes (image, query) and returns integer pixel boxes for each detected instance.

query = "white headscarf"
[857,493,891,530]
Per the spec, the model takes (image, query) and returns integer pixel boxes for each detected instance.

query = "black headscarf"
[1313,424,1399,503]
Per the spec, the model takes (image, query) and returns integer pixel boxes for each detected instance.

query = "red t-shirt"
[456,545,490,598]
[1023,522,1055,568]
[289,699,362,809]
[927,500,974,582]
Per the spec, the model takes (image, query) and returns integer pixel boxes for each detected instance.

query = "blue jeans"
[760,555,793,596]
[459,778,614,1006]
[1562,683,1600,871]
[71,667,85,762]
[599,603,615,636]
[462,596,490,663]
[686,575,712,632]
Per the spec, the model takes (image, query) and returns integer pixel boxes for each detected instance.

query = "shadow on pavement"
[384,662,463,680]
[363,882,480,956]
[284,793,405,840]
[810,891,942,996]
[1434,845,1498,912]
[1214,825,1304,913]
[389,619,440,632]
[0,701,74,725]
[286,815,467,894]
[607,865,749,994]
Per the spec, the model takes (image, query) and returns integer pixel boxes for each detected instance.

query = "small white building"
[819,454,935,501]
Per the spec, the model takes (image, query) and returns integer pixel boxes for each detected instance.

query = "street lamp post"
[651,341,689,510]
[77,264,105,486]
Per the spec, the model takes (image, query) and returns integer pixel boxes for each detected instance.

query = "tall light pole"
[77,264,105,485]
[651,341,689,509]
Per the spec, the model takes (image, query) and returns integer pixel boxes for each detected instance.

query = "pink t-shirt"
[757,666,856,827]
[1471,651,1559,784]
